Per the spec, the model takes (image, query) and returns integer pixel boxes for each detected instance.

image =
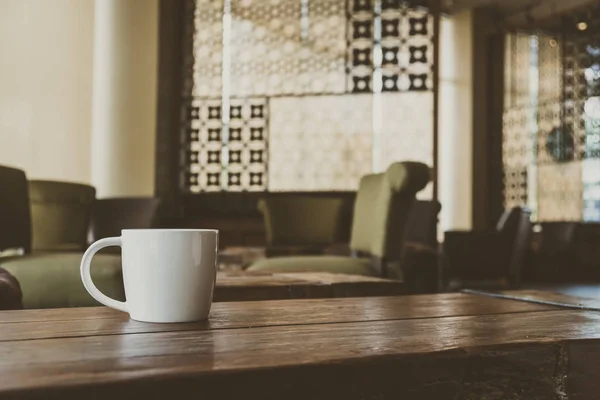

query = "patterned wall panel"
[502,106,533,209]
[185,97,269,192]
[184,0,435,194]
[347,0,432,93]
[229,0,346,97]
[227,97,269,191]
[563,38,587,161]
[186,98,224,192]
[191,0,223,98]
[503,30,600,221]
[347,0,375,93]
[380,3,432,92]
[504,34,532,108]
[269,95,373,191]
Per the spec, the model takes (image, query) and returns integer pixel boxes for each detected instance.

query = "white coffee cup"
[80,229,218,323]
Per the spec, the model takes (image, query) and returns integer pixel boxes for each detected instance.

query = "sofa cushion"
[0,253,124,309]
[247,255,378,276]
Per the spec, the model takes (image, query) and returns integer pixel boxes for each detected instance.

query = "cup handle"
[80,237,127,312]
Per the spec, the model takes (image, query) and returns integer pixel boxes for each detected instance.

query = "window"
[182,0,435,194]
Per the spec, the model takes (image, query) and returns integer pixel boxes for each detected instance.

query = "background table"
[2,291,600,399]
[214,271,405,301]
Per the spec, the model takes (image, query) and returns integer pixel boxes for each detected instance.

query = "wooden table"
[214,271,405,301]
[3,290,600,399]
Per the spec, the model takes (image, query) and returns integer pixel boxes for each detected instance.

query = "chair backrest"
[350,162,430,274]
[29,180,96,252]
[0,165,31,253]
[258,196,346,246]
[405,200,441,248]
[91,197,162,240]
[496,207,532,284]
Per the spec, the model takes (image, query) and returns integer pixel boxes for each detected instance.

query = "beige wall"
[0,0,95,184]
[0,0,158,196]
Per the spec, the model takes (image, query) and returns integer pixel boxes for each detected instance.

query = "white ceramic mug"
[80,229,218,323]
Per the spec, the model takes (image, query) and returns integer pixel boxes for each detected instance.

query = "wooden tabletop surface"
[214,271,405,301]
[2,290,600,399]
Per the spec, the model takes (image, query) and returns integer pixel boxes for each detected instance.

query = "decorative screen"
[183,0,434,193]
[503,12,600,221]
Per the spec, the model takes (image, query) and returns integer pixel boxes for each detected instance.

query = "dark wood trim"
[488,32,506,227]
[432,0,440,202]
[154,0,187,218]
[471,9,490,230]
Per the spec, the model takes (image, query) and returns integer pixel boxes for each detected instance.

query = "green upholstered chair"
[0,165,124,309]
[29,180,96,252]
[248,162,431,279]
[258,196,347,257]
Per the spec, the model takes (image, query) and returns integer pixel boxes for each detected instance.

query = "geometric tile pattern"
[502,30,600,221]
[379,3,433,92]
[230,0,346,96]
[185,98,224,192]
[269,95,373,191]
[184,0,435,193]
[503,167,529,210]
[347,0,375,93]
[185,97,268,192]
[563,37,587,161]
[502,105,534,209]
[347,0,433,93]
[227,98,269,191]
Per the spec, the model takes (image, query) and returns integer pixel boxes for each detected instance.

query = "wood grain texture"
[0,293,555,341]
[2,311,600,399]
[2,291,600,399]
[214,271,406,301]
[487,289,600,309]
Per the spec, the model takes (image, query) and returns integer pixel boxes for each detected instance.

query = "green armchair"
[0,165,124,309]
[248,162,431,279]
[258,195,348,257]
[29,180,96,252]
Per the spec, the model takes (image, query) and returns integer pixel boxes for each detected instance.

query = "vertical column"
[91,0,158,198]
[438,10,473,232]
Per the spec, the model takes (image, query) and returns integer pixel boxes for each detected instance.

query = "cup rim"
[121,229,219,233]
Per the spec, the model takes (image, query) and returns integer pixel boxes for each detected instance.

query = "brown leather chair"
[443,207,533,289]
[91,197,162,241]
